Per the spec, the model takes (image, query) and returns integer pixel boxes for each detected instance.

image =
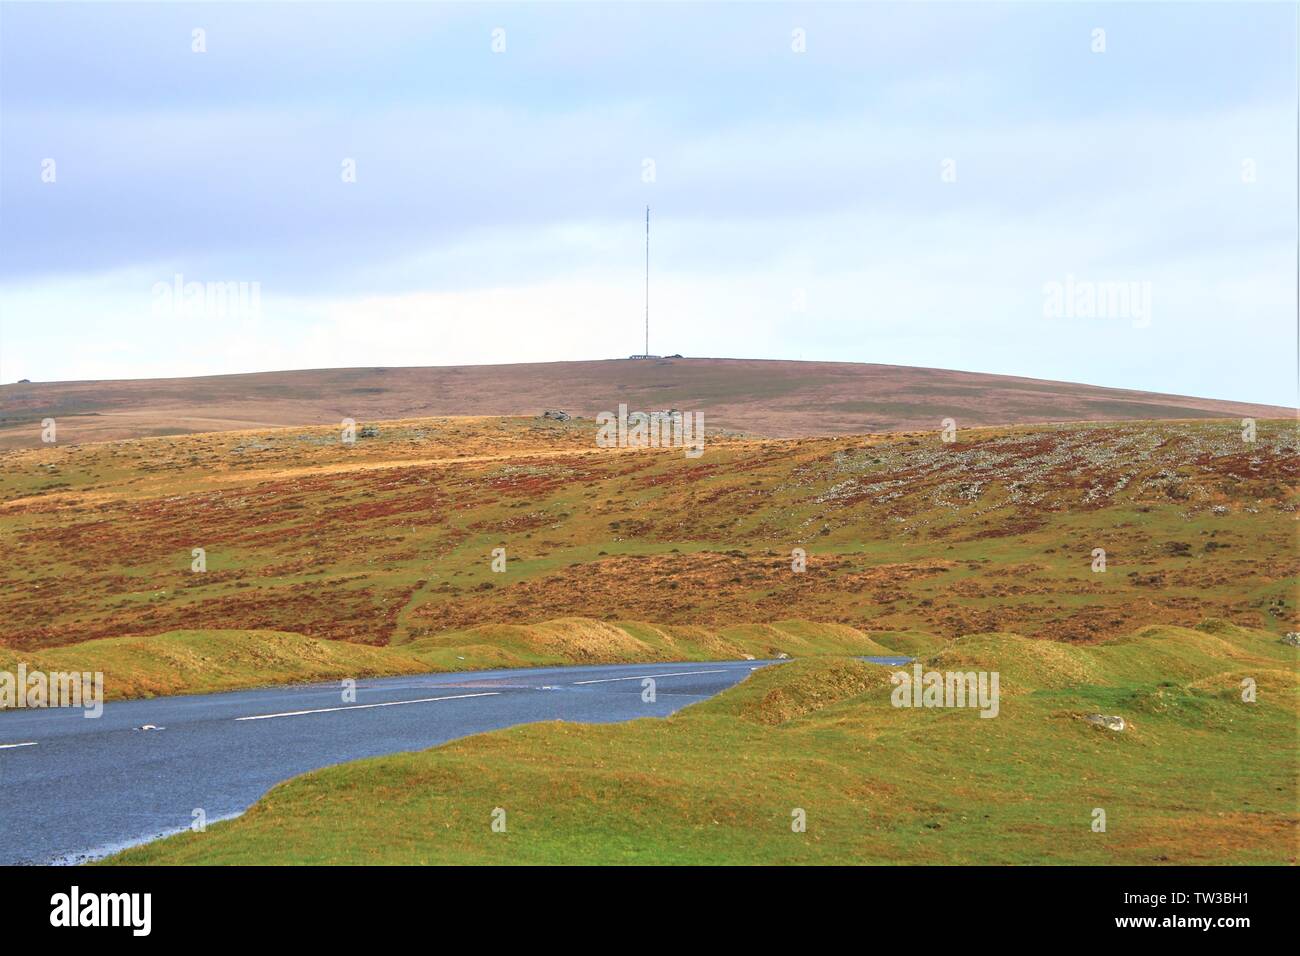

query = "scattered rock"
[1083,714,1126,732]
[541,409,571,421]
[358,425,380,438]
[1281,633,1300,647]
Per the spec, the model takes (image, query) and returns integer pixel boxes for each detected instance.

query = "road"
[0,657,909,865]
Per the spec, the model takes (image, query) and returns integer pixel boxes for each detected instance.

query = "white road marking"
[235,692,500,722]
[0,742,37,750]
[572,669,729,685]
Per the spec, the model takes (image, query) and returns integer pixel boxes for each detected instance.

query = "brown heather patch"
[7,578,420,648]
[2,417,1296,652]
[961,517,1049,540]
[405,551,954,632]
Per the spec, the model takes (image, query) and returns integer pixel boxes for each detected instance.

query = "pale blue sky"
[0,2,1295,406]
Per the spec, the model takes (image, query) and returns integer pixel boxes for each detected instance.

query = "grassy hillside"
[2,417,1294,670]
[105,621,1298,865]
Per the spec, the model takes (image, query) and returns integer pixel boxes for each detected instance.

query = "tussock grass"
[1,619,911,705]
[926,633,1102,693]
[719,658,894,725]
[0,629,427,701]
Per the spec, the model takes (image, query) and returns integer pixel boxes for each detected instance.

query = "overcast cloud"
[0,2,1294,406]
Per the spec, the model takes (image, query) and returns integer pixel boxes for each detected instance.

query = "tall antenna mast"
[644,205,650,357]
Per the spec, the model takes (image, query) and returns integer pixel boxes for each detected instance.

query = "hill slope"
[2,358,1291,447]
[2,415,1294,654]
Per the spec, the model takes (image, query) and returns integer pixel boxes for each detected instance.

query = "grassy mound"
[1091,623,1292,683]
[410,618,900,670]
[409,618,656,667]
[0,629,427,702]
[924,632,1102,693]
[716,658,894,725]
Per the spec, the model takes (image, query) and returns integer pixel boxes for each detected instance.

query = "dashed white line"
[234,692,500,722]
[0,742,37,750]
[572,669,729,685]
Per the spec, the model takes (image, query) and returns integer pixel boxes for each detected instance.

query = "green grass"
[104,621,1298,865]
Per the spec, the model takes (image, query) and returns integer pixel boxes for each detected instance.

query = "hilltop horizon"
[1,356,1291,449]
[7,351,1297,403]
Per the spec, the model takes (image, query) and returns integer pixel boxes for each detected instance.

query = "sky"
[0,1,1295,406]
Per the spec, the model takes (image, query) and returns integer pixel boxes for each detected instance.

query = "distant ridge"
[0,357,1292,448]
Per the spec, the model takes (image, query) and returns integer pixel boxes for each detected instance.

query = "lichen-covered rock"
[1083,713,1126,732]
